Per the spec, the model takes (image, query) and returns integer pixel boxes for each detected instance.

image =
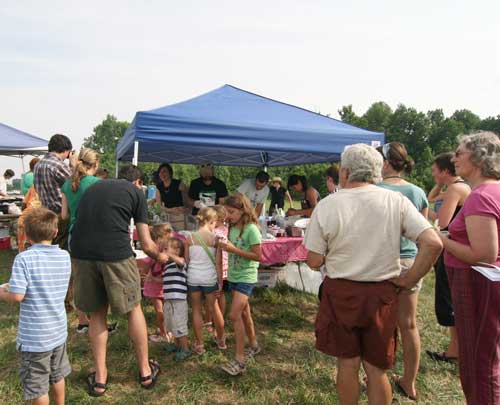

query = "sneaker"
[213,335,227,350]
[175,348,192,362]
[244,344,261,360]
[107,322,118,335]
[165,343,180,353]
[76,324,89,334]
[221,359,246,376]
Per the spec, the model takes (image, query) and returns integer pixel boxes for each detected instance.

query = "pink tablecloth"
[261,237,308,265]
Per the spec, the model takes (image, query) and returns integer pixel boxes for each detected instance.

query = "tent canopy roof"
[117,85,384,166]
[0,122,48,155]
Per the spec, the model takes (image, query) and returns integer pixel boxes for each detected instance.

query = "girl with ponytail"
[61,147,101,333]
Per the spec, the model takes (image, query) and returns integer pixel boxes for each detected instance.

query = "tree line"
[84,105,500,198]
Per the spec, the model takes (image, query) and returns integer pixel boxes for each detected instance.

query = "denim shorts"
[188,283,219,294]
[228,281,256,297]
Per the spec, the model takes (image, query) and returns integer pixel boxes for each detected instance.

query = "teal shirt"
[228,223,262,283]
[377,183,429,258]
[21,172,34,195]
[61,176,101,232]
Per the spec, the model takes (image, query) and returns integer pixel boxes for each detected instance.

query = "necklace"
[382,175,402,180]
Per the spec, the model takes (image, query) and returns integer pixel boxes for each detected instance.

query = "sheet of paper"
[471,263,500,281]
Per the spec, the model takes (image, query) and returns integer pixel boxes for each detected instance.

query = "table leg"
[297,262,306,292]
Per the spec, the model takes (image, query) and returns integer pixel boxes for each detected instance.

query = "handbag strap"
[192,232,216,266]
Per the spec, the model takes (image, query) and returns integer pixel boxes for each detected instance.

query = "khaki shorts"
[73,256,141,315]
[19,343,71,401]
[164,300,188,338]
[400,257,423,293]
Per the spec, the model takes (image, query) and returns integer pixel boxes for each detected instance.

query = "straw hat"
[272,176,282,184]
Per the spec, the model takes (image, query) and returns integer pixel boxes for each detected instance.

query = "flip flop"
[139,359,161,390]
[392,375,418,401]
[87,372,107,397]
[426,350,457,363]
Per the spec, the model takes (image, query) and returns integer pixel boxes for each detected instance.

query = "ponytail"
[71,148,100,192]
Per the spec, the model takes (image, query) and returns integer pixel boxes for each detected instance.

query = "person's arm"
[437,187,462,229]
[186,182,196,208]
[288,188,317,217]
[216,248,223,291]
[255,203,264,217]
[54,163,72,187]
[136,223,168,263]
[441,215,498,265]
[168,253,185,267]
[155,189,163,206]
[219,240,261,262]
[421,206,429,219]
[306,250,325,269]
[61,193,70,220]
[0,288,25,303]
[285,190,294,209]
[391,228,443,288]
[428,184,445,202]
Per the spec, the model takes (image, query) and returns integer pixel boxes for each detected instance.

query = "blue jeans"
[228,281,256,297]
[188,283,219,294]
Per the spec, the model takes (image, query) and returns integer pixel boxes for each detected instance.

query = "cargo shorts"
[73,256,142,314]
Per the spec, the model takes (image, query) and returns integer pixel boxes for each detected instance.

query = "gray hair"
[341,144,383,184]
[459,131,500,180]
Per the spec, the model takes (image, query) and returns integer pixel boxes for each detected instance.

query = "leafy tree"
[362,101,392,132]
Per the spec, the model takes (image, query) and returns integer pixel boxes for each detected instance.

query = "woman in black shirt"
[268,176,293,215]
[154,163,187,214]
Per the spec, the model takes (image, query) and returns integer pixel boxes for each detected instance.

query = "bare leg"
[189,291,204,346]
[206,292,225,340]
[337,357,361,405]
[363,360,392,405]
[89,305,109,394]
[217,292,226,317]
[203,299,212,325]
[127,304,152,381]
[397,291,420,398]
[177,336,189,350]
[32,394,49,405]
[151,298,166,337]
[50,378,65,405]
[446,326,459,358]
[241,302,257,347]
[77,309,89,326]
[228,291,249,363]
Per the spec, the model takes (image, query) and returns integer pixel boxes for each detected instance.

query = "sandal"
[213,335,227,350]
[139,359,161,390]
[392,375,418,401]
[87,372,107,397]
[244,344,261,360]
[426,350,457,363]
[221,359,246,376]
[192,343,206,355]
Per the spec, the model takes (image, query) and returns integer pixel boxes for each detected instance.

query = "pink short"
[143,280,163,299]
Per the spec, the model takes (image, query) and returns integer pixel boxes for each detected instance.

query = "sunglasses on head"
[382,143,391,160]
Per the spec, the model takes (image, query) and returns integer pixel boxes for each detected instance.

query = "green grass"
[0,249,465,404]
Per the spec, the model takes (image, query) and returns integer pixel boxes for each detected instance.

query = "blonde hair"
[150,223,173,247]
[196,207,218,226]
[71,148,100,192]
[213,205,227,223]
[224,193,257,236]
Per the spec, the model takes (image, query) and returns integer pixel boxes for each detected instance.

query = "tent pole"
[115,159,119,178]
[132,141,139,166]
[21,154,25,172]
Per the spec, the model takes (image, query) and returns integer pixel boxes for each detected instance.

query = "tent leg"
[115,159,119,178]
[132,141,139,166]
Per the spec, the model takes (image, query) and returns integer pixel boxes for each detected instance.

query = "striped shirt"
[34,153,71,213]
[8,244,71,352]
[163,261,188,300]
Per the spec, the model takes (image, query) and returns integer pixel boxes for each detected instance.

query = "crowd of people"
[0,130,499,404]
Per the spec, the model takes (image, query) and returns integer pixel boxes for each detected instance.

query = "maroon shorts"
[315,277,399,370]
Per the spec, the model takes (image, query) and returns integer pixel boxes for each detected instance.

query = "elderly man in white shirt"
[304,144,442,405]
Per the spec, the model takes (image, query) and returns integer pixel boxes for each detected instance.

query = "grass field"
[0,249,465,404]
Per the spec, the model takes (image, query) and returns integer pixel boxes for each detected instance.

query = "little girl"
[219,194,262,376]
[186,207,226,354]
[142,223,173,343]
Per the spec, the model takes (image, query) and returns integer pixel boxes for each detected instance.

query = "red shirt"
[445,183,500,269]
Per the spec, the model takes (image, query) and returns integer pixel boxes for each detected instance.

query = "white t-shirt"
[0,176,7,197]
[237,178,269,207]
[304,185,432,282]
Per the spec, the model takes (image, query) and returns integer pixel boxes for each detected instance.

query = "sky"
[1,0,499,176]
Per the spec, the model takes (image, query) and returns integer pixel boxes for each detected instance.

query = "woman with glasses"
[425,153,470,365]
[439,131,500,404]
[376,142,428,401]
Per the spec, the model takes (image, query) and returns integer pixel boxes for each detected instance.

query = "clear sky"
[1,0,499,176]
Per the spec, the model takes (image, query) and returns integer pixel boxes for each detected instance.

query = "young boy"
[0,207,71,405]
[163,238,191,362]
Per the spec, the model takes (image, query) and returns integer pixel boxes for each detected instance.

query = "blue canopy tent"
[0,122,48,156]
[117,85,384,167]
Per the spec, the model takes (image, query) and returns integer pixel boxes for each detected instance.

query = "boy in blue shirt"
[0,207,71,404]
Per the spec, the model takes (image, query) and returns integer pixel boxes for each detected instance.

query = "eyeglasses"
[454,150,471,158]
[382,143,391,160]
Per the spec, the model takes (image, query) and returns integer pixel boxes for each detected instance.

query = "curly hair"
[341,144,383,184]
[459,131,500,180]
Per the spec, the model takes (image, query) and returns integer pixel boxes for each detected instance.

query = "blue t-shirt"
[377,183,429,258]
[8,244,71,352]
